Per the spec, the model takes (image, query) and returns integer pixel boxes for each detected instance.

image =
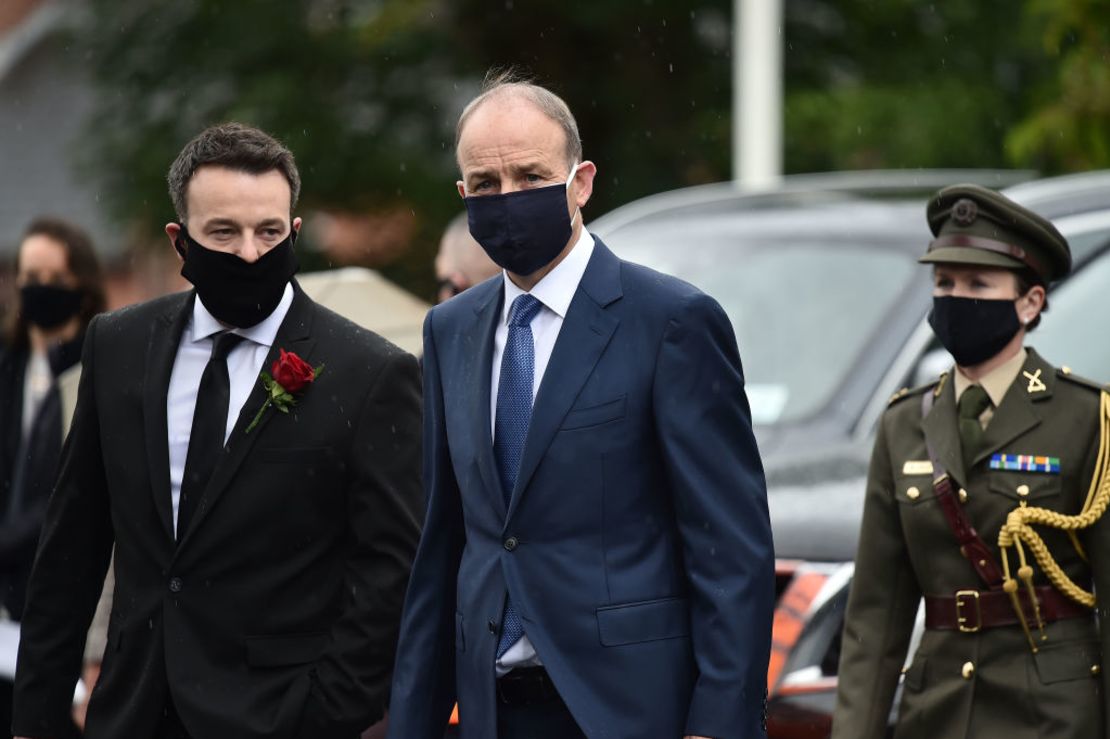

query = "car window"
[1035,246,1110,382]
[605,230,918,425]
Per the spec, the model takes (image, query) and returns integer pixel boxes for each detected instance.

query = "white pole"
[734,0,783,190]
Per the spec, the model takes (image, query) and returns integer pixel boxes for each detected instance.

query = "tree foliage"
[75,0,1108,298]
[1006,0,1110,170]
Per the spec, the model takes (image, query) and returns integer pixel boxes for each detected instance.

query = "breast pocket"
[560,396,626,431]
[988,473,1061,505]
[894,475,938,506]
[256,446,333,464]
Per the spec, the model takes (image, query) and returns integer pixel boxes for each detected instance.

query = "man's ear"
[571,161,597,209]
[292,216,303,234]
[456,180,467,199]
[165,222,185,262]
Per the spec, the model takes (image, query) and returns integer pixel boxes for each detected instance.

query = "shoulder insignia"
[1056,367,1109,393]
[888,381,933,407]
[933,371,949,398]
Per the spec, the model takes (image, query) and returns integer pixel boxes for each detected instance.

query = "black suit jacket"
[12,286,423,739]
[0,336,82,620]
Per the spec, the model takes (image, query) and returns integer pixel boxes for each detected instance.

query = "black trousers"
[496,669,586,739]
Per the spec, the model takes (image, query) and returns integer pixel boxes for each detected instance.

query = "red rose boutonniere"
[245,349,324,433]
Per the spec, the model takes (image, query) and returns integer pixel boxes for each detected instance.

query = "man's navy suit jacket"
[389,238,774,739]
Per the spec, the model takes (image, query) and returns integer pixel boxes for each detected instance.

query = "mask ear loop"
[566,162,581,225]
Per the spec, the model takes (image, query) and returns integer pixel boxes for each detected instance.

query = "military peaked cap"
[920,183,1071,282]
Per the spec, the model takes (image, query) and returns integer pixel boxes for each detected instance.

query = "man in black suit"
[11,123,423,739]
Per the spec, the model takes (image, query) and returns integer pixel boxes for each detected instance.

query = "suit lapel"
[971,350,1050,466]
[921,376,968,486]
[143,292,194,542]
[507,240,623,521]
[467,281,508,518]
[173,286,317,554]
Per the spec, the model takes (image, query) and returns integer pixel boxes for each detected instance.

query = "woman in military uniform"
[833,184,1110,739]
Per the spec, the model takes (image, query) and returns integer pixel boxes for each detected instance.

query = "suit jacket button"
[488,620,498,634]
[169,577,183,593]
[504,536,519,551]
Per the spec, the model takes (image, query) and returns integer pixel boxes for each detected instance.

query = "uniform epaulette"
[1056,366,1110,393]
[887,380,936,407]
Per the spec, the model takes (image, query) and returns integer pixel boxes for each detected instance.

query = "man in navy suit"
[388,74,774,739]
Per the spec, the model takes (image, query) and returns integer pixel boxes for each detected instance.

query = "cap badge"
[952,198,979,227]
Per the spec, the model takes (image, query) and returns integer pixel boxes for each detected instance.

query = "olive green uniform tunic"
[833,348,1110,739]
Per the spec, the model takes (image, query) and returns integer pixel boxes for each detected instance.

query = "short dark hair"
[167,122,301,221]
[1016,269,1048,332]
[455,69,582,172]
[5,217,107,350]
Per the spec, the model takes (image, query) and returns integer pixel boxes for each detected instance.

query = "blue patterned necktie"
[494,293,542,658]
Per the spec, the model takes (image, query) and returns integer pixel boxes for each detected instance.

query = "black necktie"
[178,331,245,539]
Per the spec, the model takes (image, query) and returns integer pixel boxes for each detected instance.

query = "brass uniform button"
[1017,484,1030,497]
[958,488,968,503]
[962,661,975,680]
[1093,664,1102,676]
[906,486,921,500]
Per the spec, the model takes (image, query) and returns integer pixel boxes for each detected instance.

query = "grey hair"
[455,69,582,170]
[167,122,301,221]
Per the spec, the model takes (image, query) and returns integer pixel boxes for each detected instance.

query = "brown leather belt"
[925,587,1091,632]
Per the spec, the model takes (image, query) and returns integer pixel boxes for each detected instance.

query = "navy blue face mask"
[928,295,1022,367]
[465,166,578,276]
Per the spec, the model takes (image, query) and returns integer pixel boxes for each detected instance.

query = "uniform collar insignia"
[1024,368,1047,394]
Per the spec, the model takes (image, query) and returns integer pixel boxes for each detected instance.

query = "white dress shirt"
[491,228,594,675]
[166,283,294,536]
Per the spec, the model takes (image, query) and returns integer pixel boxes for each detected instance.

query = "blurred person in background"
[835,185,1110,738]
[0,217,105,738]
[435,212,500,303]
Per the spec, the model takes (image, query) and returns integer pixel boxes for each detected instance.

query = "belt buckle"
[955,589,981,633]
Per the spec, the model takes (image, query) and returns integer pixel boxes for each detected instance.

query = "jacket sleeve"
[652,292,775,739]
[12,316,113,739]
[295,345,425,739]
[1077,398,1110,738]
[831,412,921,739]
[385,310,466,739]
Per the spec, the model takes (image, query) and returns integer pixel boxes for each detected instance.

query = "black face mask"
[20,284,83,329]
[176,226,298,328]
[465,179,575,276]
[928,295,1022,367]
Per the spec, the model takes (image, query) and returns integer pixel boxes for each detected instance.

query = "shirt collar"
[500,228,595,324]
[189,282,295,348]
[954,347,1028,407]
